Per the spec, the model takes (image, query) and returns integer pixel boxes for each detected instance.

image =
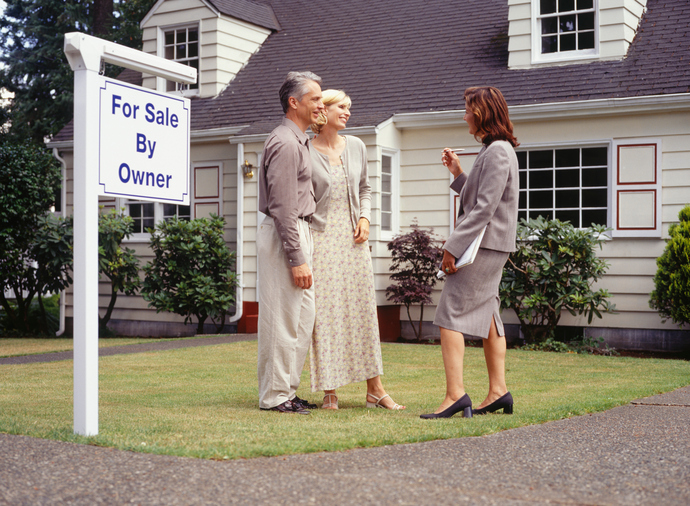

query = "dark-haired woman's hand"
[442,249,458,275]
[441,148,462,178]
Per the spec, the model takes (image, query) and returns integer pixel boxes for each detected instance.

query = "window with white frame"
[123,163,221,240]
[534,0,597,62]
[516,146,608,228]
[380,149,399,238]
[163,26,199,93]
[125,201,190,236]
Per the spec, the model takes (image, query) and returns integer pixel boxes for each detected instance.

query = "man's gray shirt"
[258,118,316,267]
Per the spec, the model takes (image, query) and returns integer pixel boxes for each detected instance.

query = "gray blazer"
[309,135,372,232]
[444,140,519,257]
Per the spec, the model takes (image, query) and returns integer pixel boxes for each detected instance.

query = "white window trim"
[515,139,612,232]
[531,0,600,65]
[380,148,400,241]
[611,137,662,238]
[157,23,200,97]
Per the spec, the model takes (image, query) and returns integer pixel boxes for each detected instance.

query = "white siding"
[141,0,271,97]
[508,0,648,69]
[391,106,689,331]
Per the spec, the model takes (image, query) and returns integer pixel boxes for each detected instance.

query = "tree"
[0,140,73,334]
[0,0,157,142]
[98,208,141,334]
[500,217,616,344]
[386,222,443,340]
[141,216,238,335]
[650,205,690,328]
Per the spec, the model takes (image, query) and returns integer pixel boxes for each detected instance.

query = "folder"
[437,225,487,279]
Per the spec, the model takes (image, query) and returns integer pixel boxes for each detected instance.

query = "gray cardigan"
[444,140,519,257]
[309,135,372,232]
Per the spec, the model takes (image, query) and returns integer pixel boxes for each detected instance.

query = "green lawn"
[1,340,689,460]
[0,336,205,358]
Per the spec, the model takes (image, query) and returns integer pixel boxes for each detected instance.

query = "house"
[49,0,690,351]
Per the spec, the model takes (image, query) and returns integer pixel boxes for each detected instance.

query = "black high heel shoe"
[472,392,513,415]
[420,393,473,419]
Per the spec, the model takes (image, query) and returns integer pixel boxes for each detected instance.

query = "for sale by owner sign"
[98,78,190,204]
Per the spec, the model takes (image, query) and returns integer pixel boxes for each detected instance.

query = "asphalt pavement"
[1,336,689,505]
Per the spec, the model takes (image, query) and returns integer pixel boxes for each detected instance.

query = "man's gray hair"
[279,71,322,113]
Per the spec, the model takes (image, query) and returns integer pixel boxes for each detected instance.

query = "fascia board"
[393,93,690,129]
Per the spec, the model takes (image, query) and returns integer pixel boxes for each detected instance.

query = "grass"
[0,336,207,358]
[1,339,689,461]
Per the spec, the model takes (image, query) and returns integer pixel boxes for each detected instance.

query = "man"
[257,71,324,414]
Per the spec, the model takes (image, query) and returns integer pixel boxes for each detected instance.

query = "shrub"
[0,140,72,335]
[500,217,616,344]
[386,221,443,340]
[98,209,141,335]
[0,213,73,336]
[141,215,237,335]
[649,204,690,328]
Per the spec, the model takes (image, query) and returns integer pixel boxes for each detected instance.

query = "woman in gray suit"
[421,87,519,419]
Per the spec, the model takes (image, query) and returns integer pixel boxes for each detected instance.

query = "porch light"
[242,159,254,179]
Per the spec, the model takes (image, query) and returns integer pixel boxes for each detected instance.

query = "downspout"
[229,142,245,324]
[52,148,68,336]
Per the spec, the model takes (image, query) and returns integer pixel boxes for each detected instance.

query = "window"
[380,149,399,239]
[122,163,221,240]
[164,26,199,93]
[125,201,190,237]
[534,0,597,62]
[516,146,608,228]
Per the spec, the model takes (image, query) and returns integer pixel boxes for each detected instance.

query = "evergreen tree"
[0,0,157,142]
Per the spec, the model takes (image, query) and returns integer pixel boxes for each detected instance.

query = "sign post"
[64,33,196,436]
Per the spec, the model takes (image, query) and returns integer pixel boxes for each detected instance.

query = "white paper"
[437,225,487,279]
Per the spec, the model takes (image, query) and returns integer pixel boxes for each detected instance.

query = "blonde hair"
[310,89,352,134]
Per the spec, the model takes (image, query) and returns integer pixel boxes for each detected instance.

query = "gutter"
[52,148,68,337]
[392,92,690,129]
[228,142,245,324]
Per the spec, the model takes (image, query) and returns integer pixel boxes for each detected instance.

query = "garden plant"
[0,141,73,335]
[650,204,690,328]
[98,209,142,335]
[141,215,237,334]
[500,217,615,344]
[386,221,443,340]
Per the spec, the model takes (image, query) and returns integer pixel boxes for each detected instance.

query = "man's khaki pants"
[257,217,315,409]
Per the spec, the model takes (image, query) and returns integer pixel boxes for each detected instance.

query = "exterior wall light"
[242,160,254,179]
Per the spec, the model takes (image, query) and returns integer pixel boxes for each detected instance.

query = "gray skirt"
[433,248,509,339]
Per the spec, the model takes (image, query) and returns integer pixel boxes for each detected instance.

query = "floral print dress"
[310,162,383,392]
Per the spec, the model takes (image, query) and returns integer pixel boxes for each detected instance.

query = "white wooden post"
[63,33,195,436]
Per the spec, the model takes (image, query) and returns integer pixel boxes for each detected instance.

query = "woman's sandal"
[323,393,338,409]
[366,393,405,410]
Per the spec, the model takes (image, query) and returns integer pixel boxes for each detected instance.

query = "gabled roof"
[53,0,690,143]
[206,0,280,31]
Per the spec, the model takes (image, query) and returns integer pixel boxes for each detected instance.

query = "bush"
[98,209,141,334]
[0,294,61,336]
[141,215,237,334]
[0,213,73,336]
[500,217,616,344]
[0,140,72,335]
[650,204,690,328]
[520,335,618,356]
[386,221,443,340]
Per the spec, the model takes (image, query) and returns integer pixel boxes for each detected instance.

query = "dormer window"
[164,26,199,94]
[533,0,598,63]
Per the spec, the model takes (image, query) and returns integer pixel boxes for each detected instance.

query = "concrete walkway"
[1,337,689,505]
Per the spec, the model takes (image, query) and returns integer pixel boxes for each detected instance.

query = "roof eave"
[393,93,690,129]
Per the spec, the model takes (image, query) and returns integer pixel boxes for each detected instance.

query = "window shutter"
[611,139,661,238]
[193,164,222,219]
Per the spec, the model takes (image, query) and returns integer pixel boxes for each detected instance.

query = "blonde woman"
[309,89,404,411]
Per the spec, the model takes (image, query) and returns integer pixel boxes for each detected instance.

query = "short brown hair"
[464,87,518,147]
